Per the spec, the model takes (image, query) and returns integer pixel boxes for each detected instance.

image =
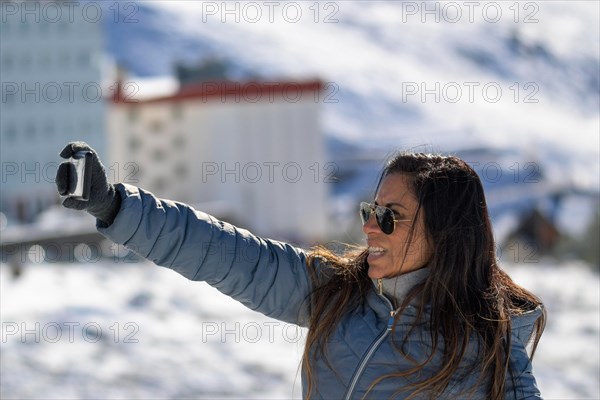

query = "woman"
[56,142,545,399]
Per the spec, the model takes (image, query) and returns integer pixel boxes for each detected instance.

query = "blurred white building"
[108,79,330,241]
[0,1,106,222]
[0,2,330,241]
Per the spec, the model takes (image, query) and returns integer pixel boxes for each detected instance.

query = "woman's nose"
[362,212,380,235]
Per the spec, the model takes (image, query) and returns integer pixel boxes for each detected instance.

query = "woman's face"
[363,173,433,279]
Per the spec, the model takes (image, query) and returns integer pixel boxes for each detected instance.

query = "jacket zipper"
[343,293,395,400]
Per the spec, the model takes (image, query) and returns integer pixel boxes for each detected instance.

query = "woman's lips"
[367,246,386,261]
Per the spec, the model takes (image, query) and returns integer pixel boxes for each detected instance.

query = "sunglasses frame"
[359,202,411,235]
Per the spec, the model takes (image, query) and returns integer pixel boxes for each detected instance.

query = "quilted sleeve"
[97,183,314,326]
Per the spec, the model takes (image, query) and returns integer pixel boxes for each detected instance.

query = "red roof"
[113,79,324,105]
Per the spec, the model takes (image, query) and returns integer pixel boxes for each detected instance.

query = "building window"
[174,163,188,178]
[128,136,142,153]
[39,19,50,34]
[63,120,74,136]
[1,55,13,72]
[152,148,166,162]
[172,104,183,119]
[150,120,163,134]
[59,52,70,69]
[39,53,51,68]
[19,22,29,34]
[172,135,186,149]
[79,51,90,67]
[44,120,55,136]
[128,107,139,122]
[25,123,36,139]
[20,54,32,70]
[153,177,167,193]
[58,21,69,33]
[81,117,93,134]
[95,116,104,132]
[4,124,16,143]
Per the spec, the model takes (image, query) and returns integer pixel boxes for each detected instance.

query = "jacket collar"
[371,267,430,306]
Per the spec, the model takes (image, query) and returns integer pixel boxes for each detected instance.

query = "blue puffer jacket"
[98,184,543,399]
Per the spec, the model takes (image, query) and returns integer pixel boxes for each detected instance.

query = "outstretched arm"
[56,142,315,326]
[98,183,314,326]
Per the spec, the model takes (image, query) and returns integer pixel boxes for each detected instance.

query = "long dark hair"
[302,152,546,399]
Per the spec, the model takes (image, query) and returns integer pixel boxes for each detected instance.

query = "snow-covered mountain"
[104,1,599,195]
[99,0,600,249]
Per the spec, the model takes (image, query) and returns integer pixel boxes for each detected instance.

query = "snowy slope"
[1,261,306,399]
[105,1,600,192]
[1,259,598,399]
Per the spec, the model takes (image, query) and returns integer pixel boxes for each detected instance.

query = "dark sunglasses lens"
[376,207,395,234]
[360,203,395,235]
[359,203,370,224]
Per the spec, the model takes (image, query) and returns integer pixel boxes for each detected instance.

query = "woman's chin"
[367,251,386,265]
[367,266,386,279]
[367,254,388,279]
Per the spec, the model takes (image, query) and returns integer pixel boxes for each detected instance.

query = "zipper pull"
[377,278,383,295]
[387,310,396,330]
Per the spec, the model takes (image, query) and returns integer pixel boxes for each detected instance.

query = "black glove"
[56,141,122,226]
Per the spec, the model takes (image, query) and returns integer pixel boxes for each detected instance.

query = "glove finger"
[56,162,75,195]
[62,197,88,210]
[59,141,94,159]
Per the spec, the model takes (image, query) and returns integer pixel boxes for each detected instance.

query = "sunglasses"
[359,202,411,235]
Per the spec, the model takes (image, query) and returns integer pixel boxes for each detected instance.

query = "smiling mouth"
[368,246,386,256]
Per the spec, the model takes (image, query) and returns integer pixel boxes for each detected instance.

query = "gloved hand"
[56,141,122,226]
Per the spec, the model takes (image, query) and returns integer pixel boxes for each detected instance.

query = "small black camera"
[67,151,93,201]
